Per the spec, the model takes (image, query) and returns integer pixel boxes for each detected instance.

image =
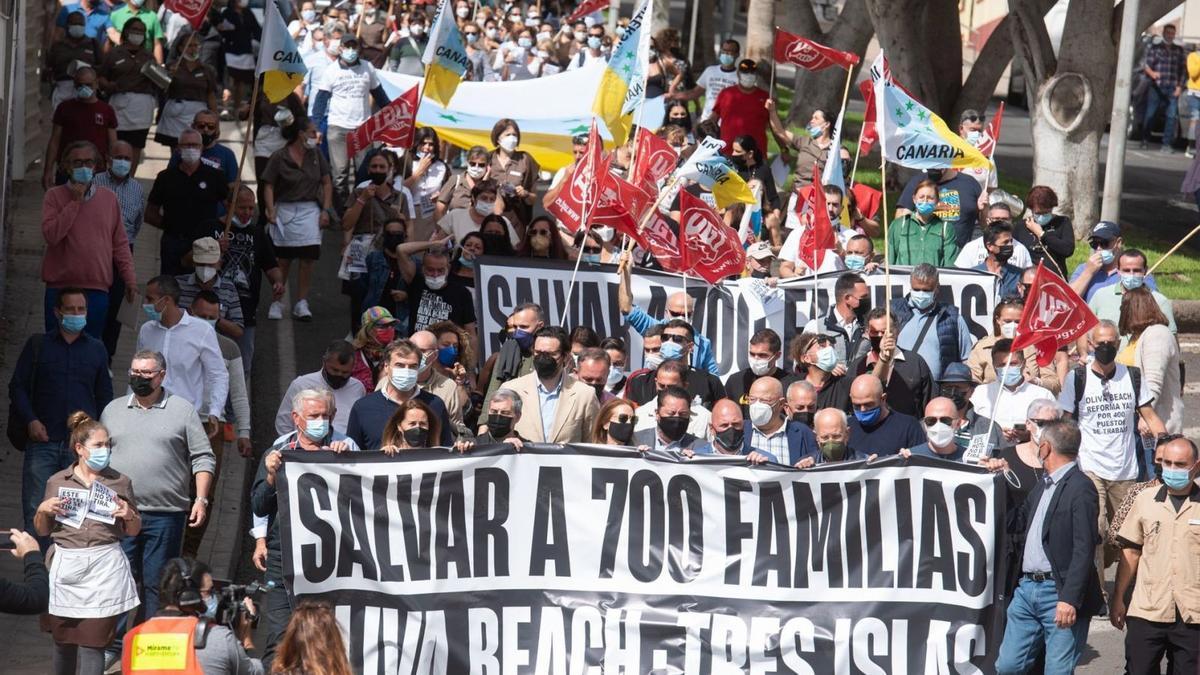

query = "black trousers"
[1125,613,1199,675]
[261,583,293,672]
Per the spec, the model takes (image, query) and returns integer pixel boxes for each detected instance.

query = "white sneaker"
[267,301,285,320]
[292,299,313,321]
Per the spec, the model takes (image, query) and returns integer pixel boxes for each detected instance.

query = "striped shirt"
[94,170,145,248]
[751,425,791,465]
[175,273,245,328]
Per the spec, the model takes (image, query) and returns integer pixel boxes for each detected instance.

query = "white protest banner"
[87,481,118,525]
[56,487,89,529]
[474,257,998,378]
[278,447,1006,673]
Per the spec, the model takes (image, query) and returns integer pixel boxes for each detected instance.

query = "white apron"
[48,542,140,618]
[156,98,209,140]
[109,91,157,130]
[51,80,76,114]
[269,200,322,248]
[254,125,287,159]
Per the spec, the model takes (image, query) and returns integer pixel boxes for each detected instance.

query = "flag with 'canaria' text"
[256,0,306,103]
[422,0,470,107]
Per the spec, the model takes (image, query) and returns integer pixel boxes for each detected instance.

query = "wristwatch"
[195,496,210,507]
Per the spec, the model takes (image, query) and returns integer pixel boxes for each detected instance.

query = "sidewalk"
[0,122,256,671]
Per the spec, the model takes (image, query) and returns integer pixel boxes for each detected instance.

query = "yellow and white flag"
[421,0,470,107]
[591,0,652,145]
[256,0,306,103]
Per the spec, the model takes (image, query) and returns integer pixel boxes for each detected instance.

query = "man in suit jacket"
[507,326,599,444]
[630,385,700,453]
[996,418,1103,675]
[742,376,818,465]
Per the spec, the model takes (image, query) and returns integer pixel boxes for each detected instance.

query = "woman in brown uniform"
[35,412,140,675]
[46,11,101,113]
[487,118,539,233]
[97,18,157,171]
[154,33,219,148]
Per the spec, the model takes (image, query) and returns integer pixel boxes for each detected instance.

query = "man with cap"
[958,108,997,192]
[175,237,245,340]
[745,241,775,279]
[1070,221,1159,302]
[938,361,1000,452]
[709,59,769,161]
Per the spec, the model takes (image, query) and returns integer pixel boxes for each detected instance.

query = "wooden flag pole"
[848,120,866,187]
[769,27,776,97]
[562,224,592,329]
[169,32,198,77]
[880,155,890,335]
[1148,222,1200,274]
[223,73,263,238]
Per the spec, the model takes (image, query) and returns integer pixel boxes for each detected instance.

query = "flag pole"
[833,64,853,181]
[769,27,777,98]
[880,155,890,335]
[223,73,263,238]
[848,123,865,187]
[562,224,592,328]
[1148,222,1200,274]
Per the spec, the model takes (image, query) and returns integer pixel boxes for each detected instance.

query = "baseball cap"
[192,237,221,265]
[938,362,976,385]
[360,306,396,327]
[1088,220,1120,243]
[747,241,773,260]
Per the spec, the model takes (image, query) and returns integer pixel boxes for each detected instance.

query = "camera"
[498,182,517,199]
[212,579,272,631]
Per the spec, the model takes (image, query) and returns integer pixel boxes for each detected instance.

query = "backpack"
[1071,364,1141,415]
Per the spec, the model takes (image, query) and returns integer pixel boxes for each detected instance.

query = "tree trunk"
[864,0,961,118]
[686,0,717,69]
[651,0,670,37]
[784,0,874,125]
[744,0,774,64]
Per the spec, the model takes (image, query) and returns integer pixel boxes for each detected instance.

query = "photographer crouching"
[123,557,264,674]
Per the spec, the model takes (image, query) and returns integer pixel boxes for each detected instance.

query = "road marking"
[1179,341,1200,352]
[1186,383,1200,396]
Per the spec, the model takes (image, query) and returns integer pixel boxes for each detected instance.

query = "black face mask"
[1094,342,1118,366]
[130,375,156,397]
[608,420,634,444]
[368,171,389,185]
[383,233,406,250]
[731,155,748,170]
[995,244,1014,264]
[714,426,742,450]
[200,133,217,147]
[852,296,871,319]
[533,354,561,380]
[658,416,689,441]
[322,370,350,389]
[791,411,814,427]
[750,269,770,279]
[486,414,513,439]
[926,169,944,182]
[402,427,429,447]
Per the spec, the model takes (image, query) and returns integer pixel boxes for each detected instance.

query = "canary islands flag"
[256,0,306,103]
[869,52,990,170]
[422,0,470,107]
[592,0,651,145]
[683,158,757,210]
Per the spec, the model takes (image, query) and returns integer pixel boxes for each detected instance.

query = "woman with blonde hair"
[380,399,443,453]
[37,411,140,675]
[591,397,638,446]
[271,601,353,675]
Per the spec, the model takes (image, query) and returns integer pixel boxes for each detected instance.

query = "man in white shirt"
[136,275,229,432]
[274,339,366,436]
[779,183,852,277]
[302,24,344,115]
[566,24,607,70]
[955,202,1032,269]
[311,37,391,203]
[673,39,741,121]
[632,359,711,440]
[968,338,1054,444]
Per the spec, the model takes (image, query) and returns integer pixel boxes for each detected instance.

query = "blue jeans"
[21,440,74,549]
[120,511,187,620]
[43,287,109,341]
[996,578,1091,674]
[1144,86,1180,148]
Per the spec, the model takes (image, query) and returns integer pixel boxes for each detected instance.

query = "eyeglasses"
[747,397,779,405]
[611,413,635,424]
[1029,418,1056,426]
[662,333,690,344]
[130,369,161,377]
[923,416,954,426]
[68,158,96,168]
[962,115,981,123]
[468,161,487,168]
[583,246,602,254]
[194,124,218,131]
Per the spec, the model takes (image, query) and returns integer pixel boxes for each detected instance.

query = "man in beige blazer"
[505,326,600,443]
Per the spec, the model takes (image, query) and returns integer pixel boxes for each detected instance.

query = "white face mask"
[498,134,519,152]
[425,274,448,290]
[195,266,218,283]
[644,352,663,370]
[748,402,776,428]
[390,366,418,392]
[180,148,202,164]
[304,137,319,149]
[926,422,956,448]
[748,356,774,376]
[592,225,614,242]
[738,73,756,88]
[1000,321,1018,339]
[456,6,469,17]
[466,165,486,179]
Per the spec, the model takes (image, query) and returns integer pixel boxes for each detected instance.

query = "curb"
[1176,301,1200,333]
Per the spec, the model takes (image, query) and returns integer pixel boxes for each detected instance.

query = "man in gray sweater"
[103,349,215,623]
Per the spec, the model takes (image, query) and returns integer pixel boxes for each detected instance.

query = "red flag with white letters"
[564,0,608,24]
[546,120,603,232]
[773,29,860,72]
[630,127,678,194]
[678,190,745,284]
[346,85,420,158]
[1010,262,1098,367]
[165,0,213,30]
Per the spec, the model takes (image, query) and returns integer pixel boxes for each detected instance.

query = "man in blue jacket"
[617,250,718,374]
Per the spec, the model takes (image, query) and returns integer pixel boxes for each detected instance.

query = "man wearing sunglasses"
[957,108,997,192]
[1069,220,1159,302]
[624,319,726,409]
[618,251,719,374]
[906,397,969,461]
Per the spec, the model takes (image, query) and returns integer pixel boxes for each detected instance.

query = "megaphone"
[987,189,1025,219]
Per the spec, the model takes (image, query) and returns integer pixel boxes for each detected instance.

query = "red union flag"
[678,190,745,284]
[564,0,609,24]
[975,101,1005,158]
[1011,262,1098,366]
[630,127,677,193]
[547,121,603,232]
[346,85,420,159]
[640,211,685,272]
[773,29,860,72]
[586,157,653,235]
[166,0,213,30]
[858,80,878,156]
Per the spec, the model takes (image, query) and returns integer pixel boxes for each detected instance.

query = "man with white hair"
[252,387,356,670]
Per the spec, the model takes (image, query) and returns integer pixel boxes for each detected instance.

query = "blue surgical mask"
[807,125,823,137]
[660,340,684,361]
[1120,273,1144,290]
[459,256,475,269]
[71,166,93,184]
[966,130,982,144]
[915,202,936,217]
[202,317,218,329]
[466,33,479,44]
[303,418,330,441]
[815,345,838,372]
[1034,213,1053,226]
[587,36,601,50]
[76,85,94,100]
[1162,467,1195,491]
[110,158,132,177]
[844,254,866,271]
[203,595,218,618]
[517,37,533,48]
[1099,249,1115,265]
[84,444,111,471]
[61,314,87,334]
[341,48,359,62]
[999,364,1023,388]
[719,53,735,67]
[581,253,601,264]
[437,344,458,366]
[301,9,316,22]
[143,302,162,322]
[854,406,882,426]
[390,366,418,392]
[909,290,935,310]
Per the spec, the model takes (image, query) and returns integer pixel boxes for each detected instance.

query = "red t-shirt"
[712,85,769,159]
[52,99,117,159]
